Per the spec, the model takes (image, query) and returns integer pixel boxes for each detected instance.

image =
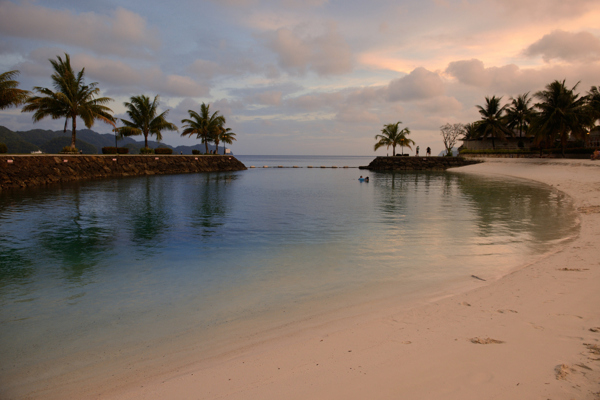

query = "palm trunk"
[215,139,220,154]
[204,137,209,154]
[71,115,77,149]
[392,145,396,156]
[144,133,148,149]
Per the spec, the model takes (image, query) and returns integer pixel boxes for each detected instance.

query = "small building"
[461,137,533,151]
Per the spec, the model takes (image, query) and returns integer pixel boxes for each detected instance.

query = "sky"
[0,0,599,156]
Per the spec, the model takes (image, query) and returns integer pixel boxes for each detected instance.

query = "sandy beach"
[26,158,600,399]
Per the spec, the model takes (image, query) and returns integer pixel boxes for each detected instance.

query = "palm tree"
[587,85,600,125]
[118,95,178,149]
[374,122,414,156]
[531,80,591,156]
[505,93,534,138]
[216,126,237,154]
[475,96,512,149]
[22,54,115,149]
[181,103,225,154]
[461,122,480,140]
[0,70,30,109]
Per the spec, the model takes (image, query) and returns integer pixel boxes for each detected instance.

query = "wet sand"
[23,158,600,399]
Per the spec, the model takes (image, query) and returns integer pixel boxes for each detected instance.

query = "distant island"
[0,125,229,155]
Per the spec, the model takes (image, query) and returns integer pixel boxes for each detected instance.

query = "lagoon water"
[0,155,579,396]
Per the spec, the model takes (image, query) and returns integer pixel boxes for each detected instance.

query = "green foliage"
[374,121,414,156]
[192,149,200,155]
[154,147,173,154]
[21,53,115,149]
[61,146,79,154]
[41,137,96,154]
[0,142,7,153]
[475,96,512,148]
[117,147,129,154]
[531,80,591,155]
[140,147,154,154]
[181,103,225,154]
[0,70,30,109]
[119,94,177,149]
[102,146,117,154]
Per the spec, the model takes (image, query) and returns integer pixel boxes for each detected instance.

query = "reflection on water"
[0,166,579,398]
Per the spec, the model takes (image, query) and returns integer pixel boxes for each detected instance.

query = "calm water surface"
[0,155,579,394]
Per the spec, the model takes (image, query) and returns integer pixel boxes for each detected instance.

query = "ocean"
[0,155,579,397]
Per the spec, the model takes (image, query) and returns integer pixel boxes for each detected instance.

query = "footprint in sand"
[497,309,518,314]
[555,364,573,380]
[470,337,505,344]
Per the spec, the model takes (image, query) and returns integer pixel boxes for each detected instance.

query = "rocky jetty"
[0,155,247,190]
[360,156,482,171]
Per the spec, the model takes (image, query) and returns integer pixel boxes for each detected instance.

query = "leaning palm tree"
[0,70,30,109]
[22,54,115,149]
[118,95,178,149]
[374,121,414,156]
[531,80,591,157]
[505,92,534,138]
[216,126,237,154]
[475,96,512,149]
[181,103,225,154]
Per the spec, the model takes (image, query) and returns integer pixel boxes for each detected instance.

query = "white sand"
[29,159,600,399]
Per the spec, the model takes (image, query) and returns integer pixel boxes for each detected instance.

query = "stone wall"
[0,155,247,190]
[360,156,482,171]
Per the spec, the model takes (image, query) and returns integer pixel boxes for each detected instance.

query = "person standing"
[426,147,431,156]
[416,146,420,156]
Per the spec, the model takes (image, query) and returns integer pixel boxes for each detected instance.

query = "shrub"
[102,146,117,154]
[61,146,79,154]
[117,147,129,154]
[140,147,154,154]
[0,143,7,153]
[154,147,173,154]
[192,149,200,155]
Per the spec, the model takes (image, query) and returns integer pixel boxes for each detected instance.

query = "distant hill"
[0,126,41,153]
[41,137,98,154]
[0,126,230,154]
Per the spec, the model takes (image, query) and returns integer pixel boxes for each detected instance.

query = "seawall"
[0,155,247,190]
[359,156,482,171]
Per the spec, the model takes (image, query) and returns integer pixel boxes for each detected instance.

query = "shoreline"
[18,159,600,399]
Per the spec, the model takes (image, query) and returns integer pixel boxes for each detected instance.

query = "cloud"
[248,91,283,106]
[495,0,598,20]
[335,106,379,124]
[46,54,211,98]
[0,3,159,58]
[265,23,352,76]
[386,67,445,101]
[523,30,600,62]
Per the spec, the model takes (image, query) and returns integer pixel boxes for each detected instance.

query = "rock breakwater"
[360,156,482,171]
[0,155,247,190]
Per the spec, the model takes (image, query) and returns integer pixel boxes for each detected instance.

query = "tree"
[216,126,237,154]
[22,54,115,149]
[181,103,225,154]
[531,80,591,156]
[506,92,534,138]
[587,85,600,125]
[475,96,512,149]
[118,95,178,149]
[461,122,480,140]
[374,121,414,156]
[0,70,30,109]
[440,123,463,156]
